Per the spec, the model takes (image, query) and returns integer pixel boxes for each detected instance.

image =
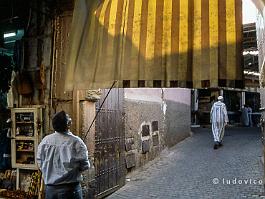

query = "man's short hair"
[52,111,68,132]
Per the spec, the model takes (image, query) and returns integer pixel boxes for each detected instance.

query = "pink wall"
[124,88,191,105]
[163,88,191,106]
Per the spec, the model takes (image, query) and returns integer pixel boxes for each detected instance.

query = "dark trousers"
[45,183,83,199]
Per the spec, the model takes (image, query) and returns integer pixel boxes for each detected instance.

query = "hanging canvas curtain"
[64,0,243,90]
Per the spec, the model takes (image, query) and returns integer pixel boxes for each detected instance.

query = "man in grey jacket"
[37,111,90,199]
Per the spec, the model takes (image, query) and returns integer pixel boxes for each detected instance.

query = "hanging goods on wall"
[16,72,33,95]
[0,55,13,93]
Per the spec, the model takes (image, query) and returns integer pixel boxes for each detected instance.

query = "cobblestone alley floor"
[108,127,264,199]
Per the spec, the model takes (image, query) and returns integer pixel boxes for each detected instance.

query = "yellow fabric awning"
[65,0,243,90]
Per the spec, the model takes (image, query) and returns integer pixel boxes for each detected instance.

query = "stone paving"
[108,127,264,199]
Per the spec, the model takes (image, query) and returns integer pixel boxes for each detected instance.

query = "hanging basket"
[16,72,33,95]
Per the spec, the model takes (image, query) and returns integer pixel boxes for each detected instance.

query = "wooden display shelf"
[16,149,34,152]
[11,107,43,187]
[15,135,34,138]
[14,136,35,140]
[15,122,34,124]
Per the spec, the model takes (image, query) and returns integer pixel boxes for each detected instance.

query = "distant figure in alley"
[241,105,249,127]
[210,96,229,150]
[241,104,253,127]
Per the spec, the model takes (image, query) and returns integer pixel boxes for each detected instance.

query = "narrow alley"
[1,0,265,198]
[108,127,263,199]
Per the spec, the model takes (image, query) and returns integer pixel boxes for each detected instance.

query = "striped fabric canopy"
[65,0,243,90]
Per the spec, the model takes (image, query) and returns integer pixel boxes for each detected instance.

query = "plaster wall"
[123,88,191,171]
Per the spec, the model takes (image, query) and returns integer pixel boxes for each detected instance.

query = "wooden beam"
[72,89,80,135]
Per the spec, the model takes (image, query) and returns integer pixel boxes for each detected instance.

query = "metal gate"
[94,88,125,198]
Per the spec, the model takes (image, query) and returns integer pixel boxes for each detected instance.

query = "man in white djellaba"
[210,96,229,149]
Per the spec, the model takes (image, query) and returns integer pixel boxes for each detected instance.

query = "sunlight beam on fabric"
[65,0,243,90]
